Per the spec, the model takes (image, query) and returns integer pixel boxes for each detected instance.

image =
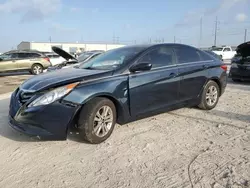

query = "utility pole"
[174,36,176,43]
[49,36,52,43]
[113,33,115,44]
[199,17,203,47]
[244,29,247,42]
[214,16,218,46]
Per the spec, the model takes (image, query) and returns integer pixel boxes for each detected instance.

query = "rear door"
[129,45,180,116]
[16,52,32,69]
[174,45,209,102]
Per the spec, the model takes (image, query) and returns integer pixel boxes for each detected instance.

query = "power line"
[244,29,247,42]
[214,16,218,46]
[199,17,203,47]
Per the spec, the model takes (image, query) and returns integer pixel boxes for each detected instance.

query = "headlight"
[28,82,79,107]
[231,63,238,68]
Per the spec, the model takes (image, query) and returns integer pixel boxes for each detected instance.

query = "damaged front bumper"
[8,89,80,140]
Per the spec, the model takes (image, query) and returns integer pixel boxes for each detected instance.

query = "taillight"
[221,65,227,71]
[44,57,50,62]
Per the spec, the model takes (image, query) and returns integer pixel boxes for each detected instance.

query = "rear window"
[46,54,60,58]
[202,51,217,60]
[17,53,30,59]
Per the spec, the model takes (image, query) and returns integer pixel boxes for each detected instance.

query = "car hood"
[20,68,111,91]
[236,41,250,57]
[52,46,77,61]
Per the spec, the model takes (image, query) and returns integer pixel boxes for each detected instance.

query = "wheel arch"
[72,94,127,128]
[31,63,44,69]
[208,77,222,96]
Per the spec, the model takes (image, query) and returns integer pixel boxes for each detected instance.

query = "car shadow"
[207,109,250,124]
[168,111,250,131]
[0,71,31,77]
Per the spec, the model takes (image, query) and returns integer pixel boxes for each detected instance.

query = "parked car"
[42,52,66,66]
[229,41,250,82]
[211,46,236,60]
[204,50,223,61]
[9,44,227,144]
[0,50,51,75]
[46,48,103,72]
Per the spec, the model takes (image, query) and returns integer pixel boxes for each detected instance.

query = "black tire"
[198,80,220,110]
[77,97,117,144]
[31,64,43,75]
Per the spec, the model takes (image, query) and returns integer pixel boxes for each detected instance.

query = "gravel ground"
[0,73,32,94]
[0,80,249,188]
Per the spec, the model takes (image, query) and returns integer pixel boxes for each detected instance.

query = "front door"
[0,53,18,72]
[129,45,180,116]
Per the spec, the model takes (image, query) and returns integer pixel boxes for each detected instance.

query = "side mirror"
[129,63,152,73]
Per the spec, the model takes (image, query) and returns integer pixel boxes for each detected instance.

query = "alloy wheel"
[33,65,43,75]
[206,85,218,106]
[93,105,114,137]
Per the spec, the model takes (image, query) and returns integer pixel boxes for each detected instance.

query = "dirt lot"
[0,73,32,94]
[0,78,249,188]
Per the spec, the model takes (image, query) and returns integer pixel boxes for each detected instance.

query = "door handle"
[169,73,177,78]
[203,65,208,69]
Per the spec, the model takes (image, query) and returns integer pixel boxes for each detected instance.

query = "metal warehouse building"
[17,41,125,53]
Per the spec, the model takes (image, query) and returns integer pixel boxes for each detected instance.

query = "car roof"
[4,50,43,54]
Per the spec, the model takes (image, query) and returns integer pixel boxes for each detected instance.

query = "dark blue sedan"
[9,44,227,144]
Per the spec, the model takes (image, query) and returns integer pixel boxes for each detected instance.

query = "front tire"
[198,80,220,110]
[31,64,43,75]
[77,97,116,144]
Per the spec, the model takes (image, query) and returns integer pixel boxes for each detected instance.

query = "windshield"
[0,54,11,60]
[77,52,94,62]
[78,46,146,70]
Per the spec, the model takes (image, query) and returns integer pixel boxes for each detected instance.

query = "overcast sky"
[0,0,249,52]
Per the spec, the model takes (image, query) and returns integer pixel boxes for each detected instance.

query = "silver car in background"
[46,47,104,72]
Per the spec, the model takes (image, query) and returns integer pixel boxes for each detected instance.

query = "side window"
[0,53,18,60]
[10,53,19,59]
[174,46,201,64]
[29,53,41,58]
[138,46,175,68]
[223,48,231,52]
[17,53,30,59]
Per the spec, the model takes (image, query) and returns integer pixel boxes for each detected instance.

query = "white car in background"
[43,52,66,66]
[211,46,236,60]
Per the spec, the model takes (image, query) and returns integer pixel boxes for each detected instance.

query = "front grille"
[17,89,35,104]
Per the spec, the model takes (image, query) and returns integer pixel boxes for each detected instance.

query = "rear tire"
[31,64,43,75]
[77,97,116,144]
[198,80,220,110]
